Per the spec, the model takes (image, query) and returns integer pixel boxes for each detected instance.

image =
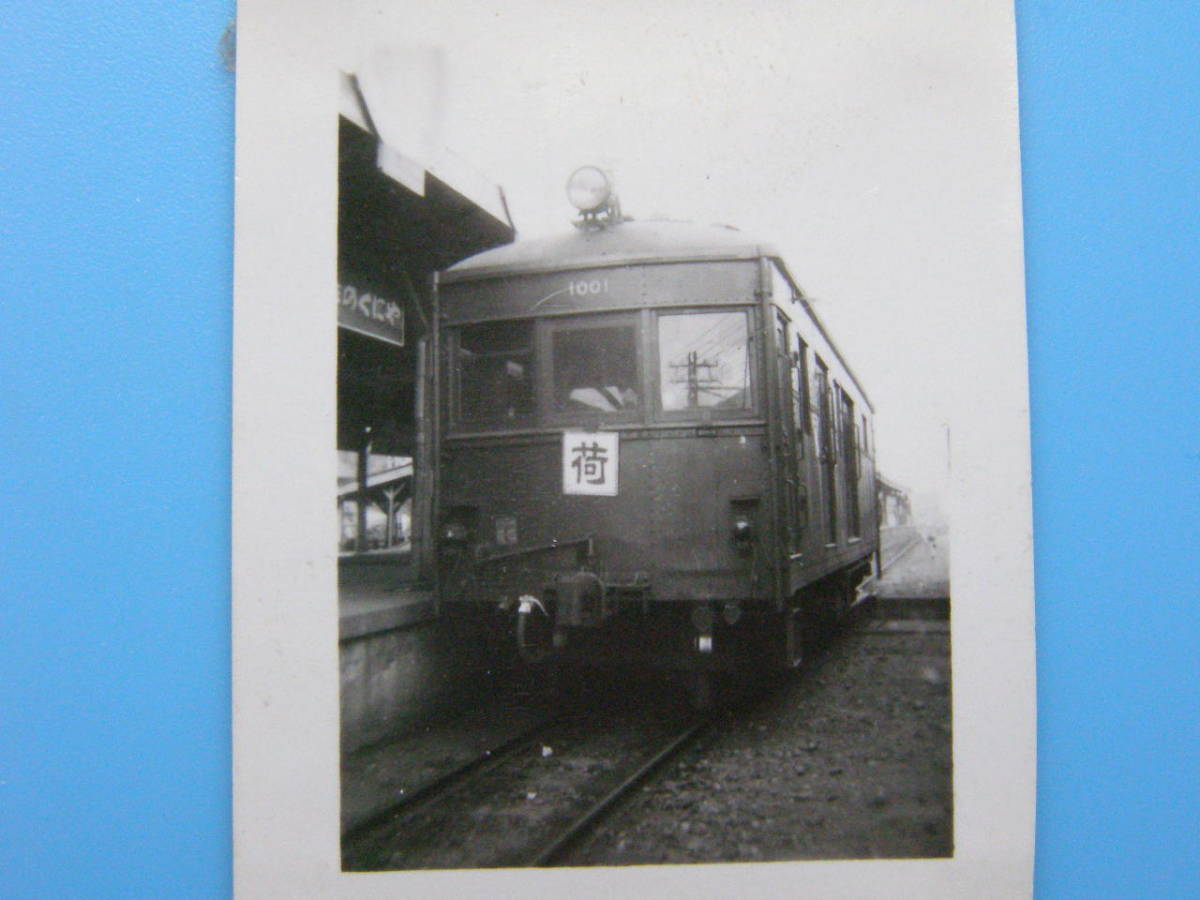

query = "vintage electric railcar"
[433,168,878,688]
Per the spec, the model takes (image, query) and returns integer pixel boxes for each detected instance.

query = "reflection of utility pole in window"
[383,485,402,547]
[669,351,719,406]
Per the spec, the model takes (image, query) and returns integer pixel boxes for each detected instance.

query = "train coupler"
[516,594,556,663]
[550,571,610,628]
[517,594,547,616]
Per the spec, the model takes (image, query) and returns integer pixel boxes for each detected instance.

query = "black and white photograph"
[234,1,1035,895]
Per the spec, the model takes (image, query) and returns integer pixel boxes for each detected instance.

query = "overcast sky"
[339,0,1025,512]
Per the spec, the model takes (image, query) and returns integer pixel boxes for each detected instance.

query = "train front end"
[436,196,779,671]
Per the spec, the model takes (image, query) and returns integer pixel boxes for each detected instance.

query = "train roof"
[440,219,780,282]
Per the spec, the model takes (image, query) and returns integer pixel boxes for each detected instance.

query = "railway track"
[342,702,713,871]
[340,714,562,850]
[525,717,709,867]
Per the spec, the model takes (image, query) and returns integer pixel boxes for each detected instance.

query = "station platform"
[338,554,475,756]
[340,587,435,642]
[877,526,949,602]
[338,550,435,639]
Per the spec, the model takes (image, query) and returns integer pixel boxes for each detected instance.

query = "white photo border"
[233,1,1035,896]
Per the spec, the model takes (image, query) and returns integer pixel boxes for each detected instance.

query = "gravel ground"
[566,617,952,865]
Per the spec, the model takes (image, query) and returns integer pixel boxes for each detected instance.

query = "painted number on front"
[568,278,608,296]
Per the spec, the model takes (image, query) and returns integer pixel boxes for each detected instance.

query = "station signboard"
[338,283,405,347]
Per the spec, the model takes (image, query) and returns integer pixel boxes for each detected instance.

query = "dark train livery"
[433,168,878,692]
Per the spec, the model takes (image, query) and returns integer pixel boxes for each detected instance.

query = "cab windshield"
[657,310,750,412]
[551,321,640,413]
[450,308,752,430]
[456,320,536,423]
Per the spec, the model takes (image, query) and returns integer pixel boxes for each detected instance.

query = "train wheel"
[783,606,806,668]
[835,575,852,622]
[537,658,563,704]
[516,607,554,664]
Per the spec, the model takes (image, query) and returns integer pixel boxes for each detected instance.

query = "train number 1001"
[567,278,609,296]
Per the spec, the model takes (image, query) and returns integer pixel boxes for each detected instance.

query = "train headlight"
[566,166,613,213]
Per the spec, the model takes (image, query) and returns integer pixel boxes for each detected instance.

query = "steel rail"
[525,718,711,868]
[342,715,560,849]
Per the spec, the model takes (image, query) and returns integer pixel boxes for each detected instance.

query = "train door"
[839,386,861,539]
[772,309,800,553]
[814,357,837,545]
[770,263,812,557]
[792,335,811,548]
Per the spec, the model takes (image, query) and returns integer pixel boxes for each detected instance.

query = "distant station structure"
[877,475,912,527]
[337,69,515,574]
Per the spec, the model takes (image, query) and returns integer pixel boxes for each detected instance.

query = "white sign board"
[562,431,619,496]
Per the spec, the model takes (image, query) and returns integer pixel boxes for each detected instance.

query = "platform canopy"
[337,70,516,458]
[338,70,514,282]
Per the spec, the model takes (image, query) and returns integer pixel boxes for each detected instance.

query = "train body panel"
[441,424,771,606]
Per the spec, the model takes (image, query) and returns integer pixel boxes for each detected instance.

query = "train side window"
[814,359,830,456]
[456,320,536,423]
[830,379,840,456]
[550,319,640,413]
[657,310,751,412]
[774,309,798,447]
[795,337,810,432]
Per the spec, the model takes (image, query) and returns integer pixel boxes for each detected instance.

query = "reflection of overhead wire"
[659,313,752,407]
[680,316,727,350]
[692,325,745,367]
[678,315,737,359]
[662,312,726,352]
[666,355,746,404]
[664,317,745,374]
[692,316,746,357]
[692,328,747,387]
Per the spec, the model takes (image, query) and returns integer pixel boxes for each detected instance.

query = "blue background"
[1,2,1196,897]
